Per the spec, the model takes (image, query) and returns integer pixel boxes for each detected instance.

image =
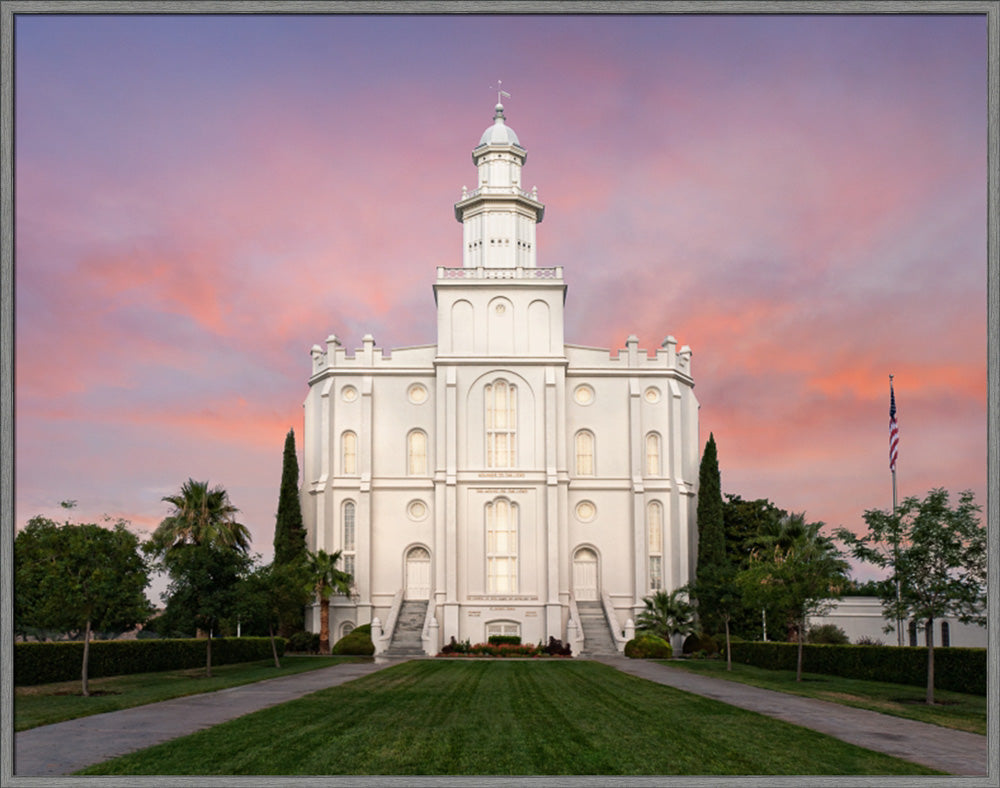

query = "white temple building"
[302,102,700,656]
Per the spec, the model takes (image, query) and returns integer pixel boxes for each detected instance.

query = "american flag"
[889,381,899,472]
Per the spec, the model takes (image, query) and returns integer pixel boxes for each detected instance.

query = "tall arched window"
[647,501,663,592]
[941,621,950,648]
[486,498,518,593]
[485,380,516,468]
[342,501,356,579]
[575,430,595,476]
[646,433,661,476]
[408,430,427,476]
[342,431,357,476]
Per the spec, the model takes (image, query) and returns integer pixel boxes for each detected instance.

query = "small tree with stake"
[836,488,985,704]
[15,512,152,696]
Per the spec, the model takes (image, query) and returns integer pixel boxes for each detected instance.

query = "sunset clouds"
[13,13,988,582]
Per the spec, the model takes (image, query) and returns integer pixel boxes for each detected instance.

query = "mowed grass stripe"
[79,660,941,776]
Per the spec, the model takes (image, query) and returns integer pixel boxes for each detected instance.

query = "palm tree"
[636,587,697,642]
[305,549,353,654]
[150,479,251,557]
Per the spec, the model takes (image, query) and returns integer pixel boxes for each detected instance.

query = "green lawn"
[16,656,364,731]
[664,659,987,735]
[80,660,940,776]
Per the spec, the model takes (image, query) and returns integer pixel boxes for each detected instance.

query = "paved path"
[14,658,399,776]
[599,657,989,776]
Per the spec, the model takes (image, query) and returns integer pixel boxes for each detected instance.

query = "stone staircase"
[386,599,428,657]
[575,600,619,656]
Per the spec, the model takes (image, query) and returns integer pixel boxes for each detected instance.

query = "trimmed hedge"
[331,624,374,656]
[625,634,673,659]
[728,641,986,695]
[15,636,286,686]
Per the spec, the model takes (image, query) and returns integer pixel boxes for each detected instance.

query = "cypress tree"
[696,433,725,572]
[274,429,307,566]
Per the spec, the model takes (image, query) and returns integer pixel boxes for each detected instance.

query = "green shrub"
[624,634,673,659]
[728,641,986,695]
[806,624,850,644]
[331,625,374,656]
[682,632,718,655]
[287,631,320,653]
[488,635,521,646]
[14,637,284,686]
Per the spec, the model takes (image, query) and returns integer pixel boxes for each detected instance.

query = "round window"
[644,387,661,403]
[341,386,358,402]
[574,385,594,406]
[575,501,596,522]
[407,500,428,521]
[408,383,428,404]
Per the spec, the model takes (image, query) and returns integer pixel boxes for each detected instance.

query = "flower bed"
[438,637,572,658]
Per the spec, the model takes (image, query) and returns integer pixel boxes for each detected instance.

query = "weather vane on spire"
[491,80,511,105]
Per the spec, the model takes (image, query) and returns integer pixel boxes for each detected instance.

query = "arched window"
[340,622,355,639]
[646,433,661,476]
[342,501,356,579]
[486,380,516,468]
[647,501,663,592]
[940,621,950,648]
[486,621,521,640]
[407,430,427,476]
[575,430,595,476]
[486,498,518,593]
[342,431,357,476]
[908,620,918,647]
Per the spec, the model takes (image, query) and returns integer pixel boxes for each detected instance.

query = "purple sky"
[13,13,989,590]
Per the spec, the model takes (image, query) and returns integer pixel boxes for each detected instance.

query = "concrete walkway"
[599,656,989,776]
[14,658,399,776]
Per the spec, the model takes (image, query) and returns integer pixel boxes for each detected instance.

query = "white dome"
[478,103,521,147]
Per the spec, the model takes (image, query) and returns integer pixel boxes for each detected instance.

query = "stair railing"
[373,589,404,655]
[601,590,628,654]
[567,595,585,657]
[421,600,438,656]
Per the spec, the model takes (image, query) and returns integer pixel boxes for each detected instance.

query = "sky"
[12,12,990,595]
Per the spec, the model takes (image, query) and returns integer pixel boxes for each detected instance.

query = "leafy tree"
[273,429,308,635]
[721,494,787,639]
[694,434,726,630]
[157,542,251,676]
[237,559,311,667]
[15,515,152,695]
[836,488,985,704]
[304,549,352,655]
[149,478,251,555]
[737,514,849,681]
[635,588,697,643]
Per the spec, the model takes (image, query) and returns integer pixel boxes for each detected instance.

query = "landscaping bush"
[624,634,672,659]
[331,624,374,656]
[855,635,884,646]
[728,641,986,695]
[806,624,850,644]
[543,636,572,656]
[682,632,718,655]
[287,631,320,653]
[440,636,471,655]
[488,635,521,646]
[14,637,285,686]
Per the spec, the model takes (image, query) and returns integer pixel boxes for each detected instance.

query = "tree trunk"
[206,631,213,678]
[925,618,935,705]
[796,612,805,682]
[81,617,92,697]
[319,597,331,655]
[724,616,732,672]
[269,622,281,668]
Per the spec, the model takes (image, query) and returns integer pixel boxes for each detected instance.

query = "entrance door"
[405,547,431,600]
[573,548,598,601]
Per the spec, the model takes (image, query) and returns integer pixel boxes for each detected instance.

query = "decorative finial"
[491,80,511,119]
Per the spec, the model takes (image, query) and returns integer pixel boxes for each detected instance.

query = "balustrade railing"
[437,265,562,280]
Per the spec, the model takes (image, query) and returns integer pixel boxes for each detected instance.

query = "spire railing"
[437,265,563,280]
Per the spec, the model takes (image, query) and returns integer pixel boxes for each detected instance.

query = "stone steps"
[576,600,619,656]
[387,600,428,657]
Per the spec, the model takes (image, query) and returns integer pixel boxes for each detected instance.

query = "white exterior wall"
[808,597,987,648]
[302,105,699,651]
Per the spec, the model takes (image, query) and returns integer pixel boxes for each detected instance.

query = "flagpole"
[890,374,901,646]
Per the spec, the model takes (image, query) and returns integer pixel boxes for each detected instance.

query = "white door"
[573,548,598,601]
[405,547,431,600]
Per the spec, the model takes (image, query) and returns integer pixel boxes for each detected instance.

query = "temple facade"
[302,102,700,655]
